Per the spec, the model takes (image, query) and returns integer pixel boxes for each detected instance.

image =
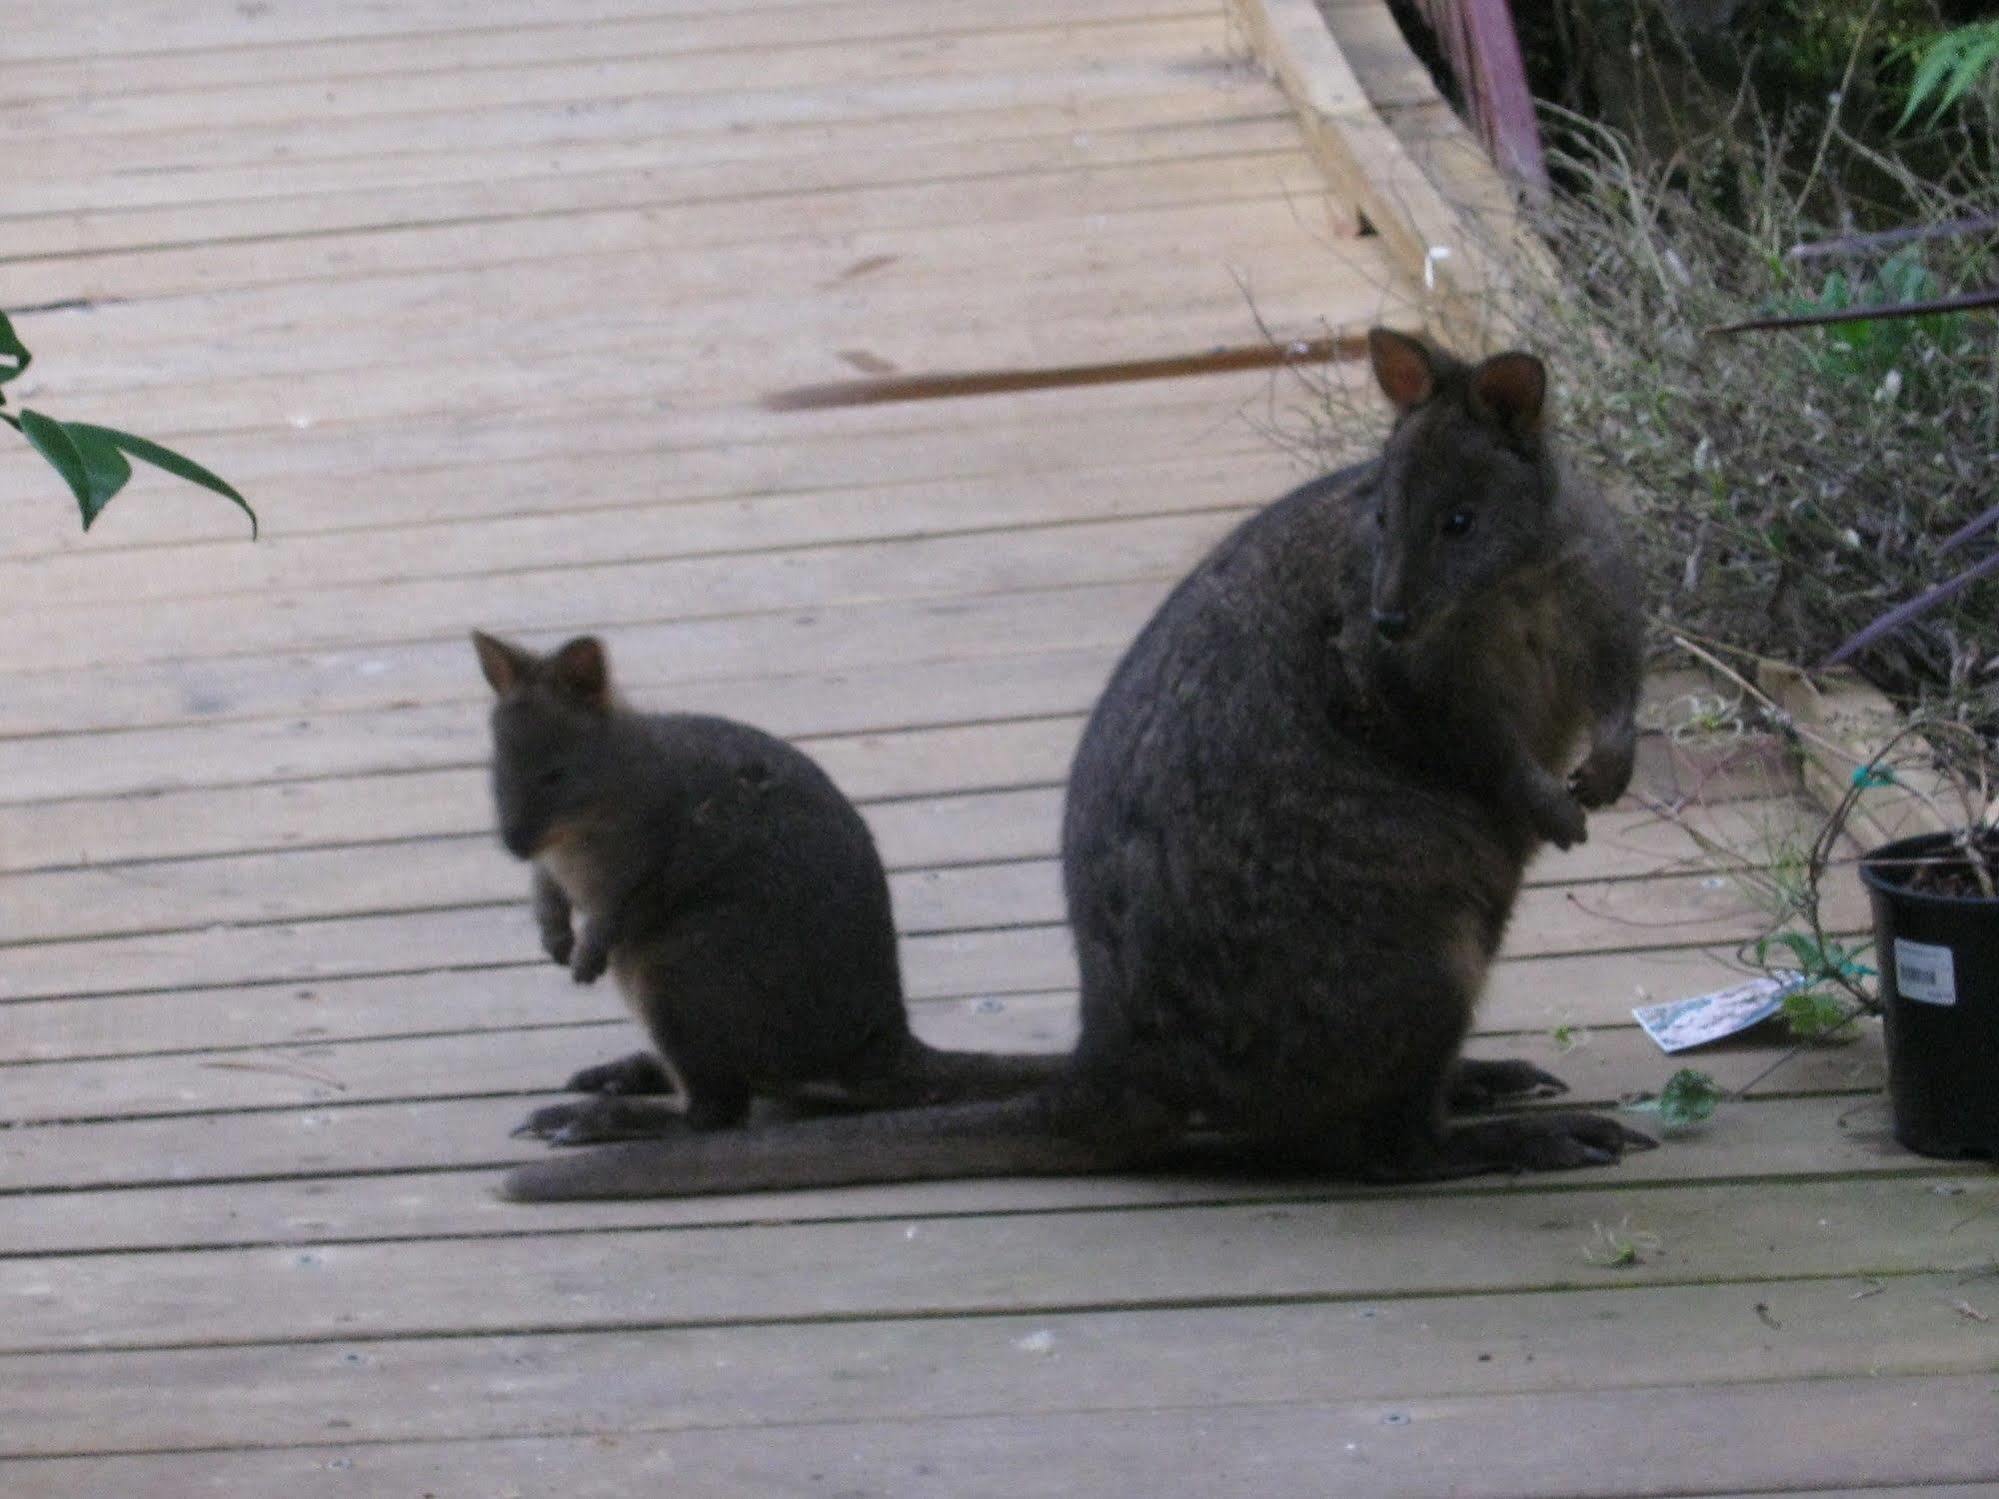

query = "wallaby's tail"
[502,1091,1129,1202]
[895,1039,1070,1102]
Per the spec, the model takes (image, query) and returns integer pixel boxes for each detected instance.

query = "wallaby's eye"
[1374,505,1387,528]
[1441,510,1474,537]
[537,767,566,790]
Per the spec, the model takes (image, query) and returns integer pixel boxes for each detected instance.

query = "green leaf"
[0,310,29,387]
[1783,988,1854,1041]
[1656,1069,1723,1131]
[18,409,132,525]
[1898,22,1999,128]
[66,422,257,537]
[1934,32,1999,115]
[1899,33,1969,127]
[65,423,135,522]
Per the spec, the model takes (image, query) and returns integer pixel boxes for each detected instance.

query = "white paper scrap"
[1633,972,1805,1053]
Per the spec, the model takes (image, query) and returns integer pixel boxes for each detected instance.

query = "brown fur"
[503,330,1653,1201]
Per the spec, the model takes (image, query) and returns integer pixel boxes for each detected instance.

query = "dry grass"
[1295,74,1999,737]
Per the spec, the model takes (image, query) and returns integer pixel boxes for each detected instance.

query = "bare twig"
[1705,285,1999,337]
[1788,212,1999,261]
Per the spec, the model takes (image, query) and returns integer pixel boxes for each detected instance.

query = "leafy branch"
[0,309,255,536]
[1895,19,1999,131]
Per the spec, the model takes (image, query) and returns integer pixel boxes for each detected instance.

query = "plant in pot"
[1848,728,1998,1159]
[1644,639,1996,1160]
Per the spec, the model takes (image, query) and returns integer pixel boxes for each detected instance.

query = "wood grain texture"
[0,0,1957,1491]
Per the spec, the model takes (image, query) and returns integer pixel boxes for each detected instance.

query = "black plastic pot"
[1859,831,1999,1160]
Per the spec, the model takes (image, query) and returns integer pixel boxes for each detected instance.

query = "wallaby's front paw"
[511,1097,689,1146]
[1449,1057,1569,1112]
[567,1051,672,1096]
[512,1101,588,1142]
[539,925,575,966]
[1570,738,1636,809]
[569,941,610,985]
[1530,789,1589,850]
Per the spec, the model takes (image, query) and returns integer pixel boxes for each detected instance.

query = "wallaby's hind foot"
[1363,1110,1653,1183]
[566,1051,674,1096]
[512,1095,701,1145]
[1450,1111,1656,1173]
[1447,1057,1569,1112]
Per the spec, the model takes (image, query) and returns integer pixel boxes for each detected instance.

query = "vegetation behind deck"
[0,1,1992,1493]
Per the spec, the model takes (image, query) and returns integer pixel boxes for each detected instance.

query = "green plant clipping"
[1781,988,1856,1041]
[1637,1069,1724,1133]
[1750,930,1872,1039]
[0,309,255,536]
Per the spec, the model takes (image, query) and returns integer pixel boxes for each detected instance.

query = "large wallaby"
[502,327,1653,1201]
[473,631,1063,1143]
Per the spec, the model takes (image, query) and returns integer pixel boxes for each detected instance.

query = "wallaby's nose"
[1372,609,1410,642]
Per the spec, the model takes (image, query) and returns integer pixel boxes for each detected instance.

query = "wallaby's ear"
[1368,327,1437,412]
[1468,351,1547,438]
[472,630,536,697]
[548,635,612,709]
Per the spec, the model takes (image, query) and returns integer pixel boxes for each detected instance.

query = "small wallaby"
[473,630,1064,1144]
[502,327,1653,1201]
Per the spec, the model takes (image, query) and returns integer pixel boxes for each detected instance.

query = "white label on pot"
[1894,939,1957,1007]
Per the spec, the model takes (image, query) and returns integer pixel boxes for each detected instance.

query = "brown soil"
[1889,833,1999,900]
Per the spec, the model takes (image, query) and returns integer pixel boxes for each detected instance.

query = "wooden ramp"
[2,2,1994,1493]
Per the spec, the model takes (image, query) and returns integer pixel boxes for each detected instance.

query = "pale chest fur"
[1451,562,1592,771]
[532,823,617,919]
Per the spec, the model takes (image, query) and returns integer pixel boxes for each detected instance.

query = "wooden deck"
[2,1,1995,1492]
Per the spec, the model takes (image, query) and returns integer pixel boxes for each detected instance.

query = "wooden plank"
[0,1273,1990,1459]
[0,510,1248,676]
[10,199,1396,389]
[6,17,1231,146]
[0,968,1876,1124]
[0,584,1169,741]
[0,86,1284,221]
[0,877,1851,1064]
[0,905,1083,1006]
[0,1089,1923,1259]
[0,664,1111,833]
[5,270,1405,442]
[1316,0,1439,108]
[12,1374,1992,1498]
[3,0,973,59]
[0,819,1865,965]
[1,1174,1990,1354]
[0,364,1325,559]
[0,829,1825,1054]
[2,147,1326,309]
[13,25,1245,190]
[1229,0,1495,346]
[0,738,1754,872]
[0,1017,1893,1193]
[11,143,1311,313]
[0,852,1863,1018]
[6,193,1366,362]
[0,849,1066,947]
[5,2,1213,103]
[0,705,1092,815]
[0,845,1869,1008]
[3,0,1212,105]
[1,125,1300,273]
[0,447,1283,614]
